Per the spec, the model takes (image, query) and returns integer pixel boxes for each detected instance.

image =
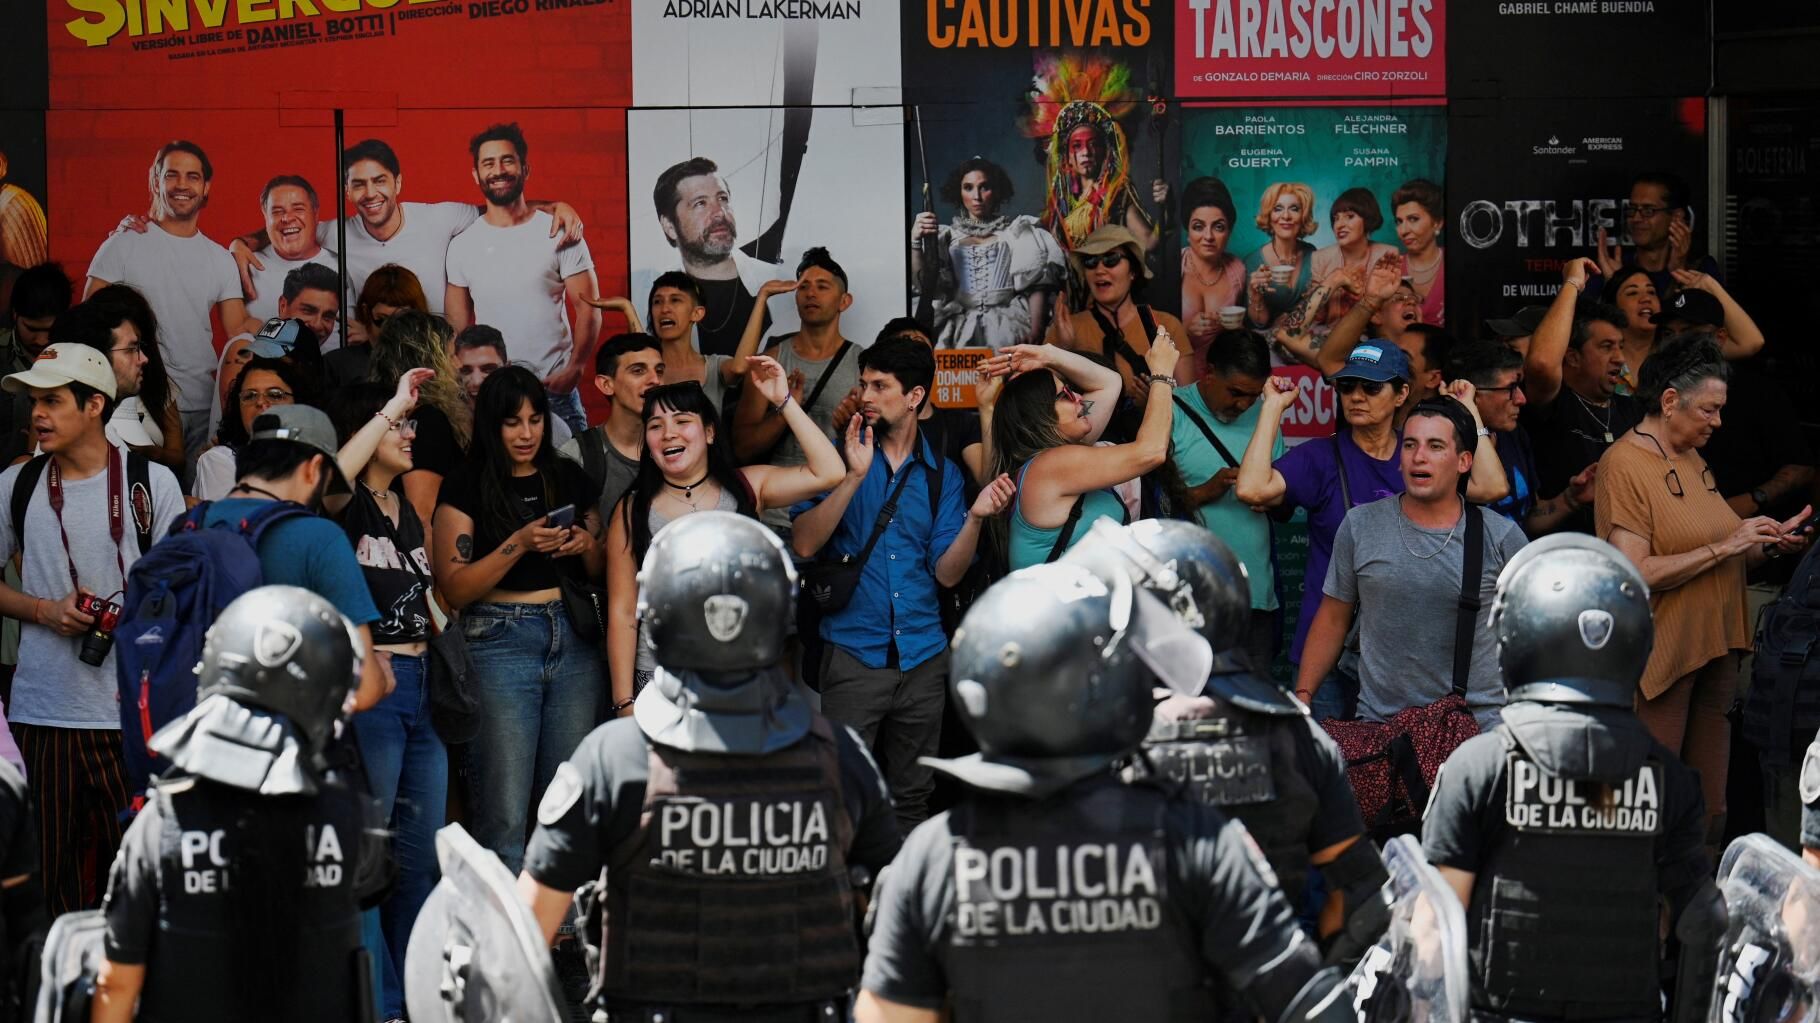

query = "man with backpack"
[0,343,183,915]
[558,332,663,525]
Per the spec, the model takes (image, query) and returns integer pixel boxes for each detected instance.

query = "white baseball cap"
[3,343,118,399]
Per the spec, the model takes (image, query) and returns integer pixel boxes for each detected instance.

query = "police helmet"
[1489,533,1652,707]
[929,562,1212,796]
[638,510,797,677]
[195,584,363,753]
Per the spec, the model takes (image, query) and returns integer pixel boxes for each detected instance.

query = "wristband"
[375,409,402,430]
[1476,427,1491,439]
[1562,279,1582,293]
[770,395,795,415]
[1147,375,1176,391]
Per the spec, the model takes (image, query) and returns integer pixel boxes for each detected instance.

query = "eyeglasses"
[1638,429,1717,498]
[388,418,417,435]
[1334,379,1388,396]
[110,344,143,358]
[1079,251,1126,270]
[1626,204,1671,220]
[1054,383,1078,403]
[1486,378,1525,400]
[239,388,295,406]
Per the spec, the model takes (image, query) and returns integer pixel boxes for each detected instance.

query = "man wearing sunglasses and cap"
[1047,225,1189,439]
[194,403,389,712]
[0,343,183,915]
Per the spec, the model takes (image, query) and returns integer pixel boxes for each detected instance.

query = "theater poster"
[903,0,1179,343]
[1180,102,1444,439]
[46,0,631,110]
[1446,97,1708,337]
[1725,95,1820,416]
[631,0,900,108]
[1176,0,1445,100]
[1449,0,1710,98]
[626,106,906,357]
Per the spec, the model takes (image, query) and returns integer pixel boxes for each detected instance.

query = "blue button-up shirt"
[792,433,968,671]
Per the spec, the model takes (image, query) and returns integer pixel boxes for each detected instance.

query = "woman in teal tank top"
[982,331,1184,570]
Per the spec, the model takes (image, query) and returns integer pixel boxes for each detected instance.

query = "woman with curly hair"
[1243,181,1320,333]
[910,157,1066,350]
[369,309,470,558]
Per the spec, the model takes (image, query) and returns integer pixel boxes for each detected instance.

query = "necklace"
[1270,239,1298,266]
[666,471,713,508]
[362,480,394,503]
[1568,388,1614,443]
[1398,496,1461,560]
[1407,251,1441,286]
[1187,253,1228,289]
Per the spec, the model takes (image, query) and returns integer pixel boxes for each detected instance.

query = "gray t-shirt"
[1323,496,1528,724]
[557,429,641,527]
[0,455,184,728]
[760,335,859,531]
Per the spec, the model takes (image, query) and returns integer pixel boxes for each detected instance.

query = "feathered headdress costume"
[1023,53,1150,250]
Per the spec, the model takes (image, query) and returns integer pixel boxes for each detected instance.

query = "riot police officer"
[517,511,902,1023]
[856,561,1354,1023]
[92,585,389,1022]
[1064,519,1389,962]
[1421,534,1726,1023]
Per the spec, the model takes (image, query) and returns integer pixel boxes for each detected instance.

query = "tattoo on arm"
[454,534,473,564]
[500,542,519,557]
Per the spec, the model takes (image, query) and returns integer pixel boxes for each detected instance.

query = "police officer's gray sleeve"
[835,725,904,872]
[102,801,165,965]
[1656,753,1713,896]
[859,823,949,1009]
[1177,806,1310,991]
[1420,732,1501,872]
[523,727,622,892]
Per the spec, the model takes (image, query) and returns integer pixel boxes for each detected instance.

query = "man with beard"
[638,157,787,358]
[1595,170,1724,299]
[85,141,253,483]
[1522,257,1641,535]
[790,337,1014,832]
[1169,330,1284,666]
[732,248,863,537]
[445,123,601,439]
[244,175,338,347]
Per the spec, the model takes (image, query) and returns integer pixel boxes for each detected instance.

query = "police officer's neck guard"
[152,693,324,795]
[634,666,812,755]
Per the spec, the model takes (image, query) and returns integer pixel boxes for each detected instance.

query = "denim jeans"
[354,653,446,1020]
[545,387,589,440]
[462,600,602,874]
[1309,663,1360,722]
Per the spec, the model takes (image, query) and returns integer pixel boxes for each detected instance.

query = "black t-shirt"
[1522,390,1642,534]
[694,277,763,359]
[522,716,902,892]
[322,344,371,393]
[339,485,432,644]
[407,404,463,480]
[1421,723,1710,898]
[921,406,984,493]
[436,458,600,592]
[1703,365,1814,514]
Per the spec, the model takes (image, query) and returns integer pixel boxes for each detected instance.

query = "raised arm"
[1019,333,1181,506]
[334,369,431,492]
[724,280,797,384]
[581,295,643,334]
[1272,271,1345,369]
[789,413,873,560]
[1445,381,1510,504]
[741,355,847,510]
[977,343,1122,444]
[1314,253,1403,379]
[1524,257,1597,406]
[1675,270,1764,360]
[1234,376,1298,508]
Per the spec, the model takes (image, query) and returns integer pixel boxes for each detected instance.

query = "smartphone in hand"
[544,504,577,530]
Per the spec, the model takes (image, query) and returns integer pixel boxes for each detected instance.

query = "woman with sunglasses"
[984,331,1177,571]
[1597,333,1810,844]
[190,356,312,500]
[1047,225,1189,438]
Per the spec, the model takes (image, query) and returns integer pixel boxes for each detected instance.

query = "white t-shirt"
[86,223,239,413]
[330,201,478,316]
[445,210,594,381]
[189,444,236,502]
[0,453,185,728]
[246,248,340,348]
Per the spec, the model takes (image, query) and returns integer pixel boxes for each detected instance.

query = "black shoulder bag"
[800,460,920,613]
[1043,487,1132,563]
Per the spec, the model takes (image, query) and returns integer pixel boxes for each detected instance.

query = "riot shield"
[1710,834,1820,1023]
[1344,835,1469,1023]
[31,911,103,1023]
[404,824,566,1023]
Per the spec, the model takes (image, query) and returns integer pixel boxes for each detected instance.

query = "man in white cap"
[0,343,183,915]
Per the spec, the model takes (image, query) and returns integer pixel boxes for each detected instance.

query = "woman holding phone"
[430,366,602,873]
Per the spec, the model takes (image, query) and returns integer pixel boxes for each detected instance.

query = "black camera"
[74,594,122,667]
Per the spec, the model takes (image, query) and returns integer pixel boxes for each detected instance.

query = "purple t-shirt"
[1276,430,1404,663]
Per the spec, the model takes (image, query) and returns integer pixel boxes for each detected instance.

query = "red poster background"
[1176,0,1445,100]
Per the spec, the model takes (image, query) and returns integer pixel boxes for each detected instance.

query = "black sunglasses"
[1334,379,1388,396]
[1079,251,1126,270]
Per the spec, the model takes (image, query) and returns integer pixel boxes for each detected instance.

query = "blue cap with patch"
[1331,340,1411,384]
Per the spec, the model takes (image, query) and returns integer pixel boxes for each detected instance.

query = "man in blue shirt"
[203,404,388,711]
[792,337,1014,832]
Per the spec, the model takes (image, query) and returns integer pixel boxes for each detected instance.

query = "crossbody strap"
[1332,433,1354,510]
[1044,486,1130,564]
[1451,501,1484,698]
[1173,394,1240,468]
[845,458,921,571]
[798,340,854,415]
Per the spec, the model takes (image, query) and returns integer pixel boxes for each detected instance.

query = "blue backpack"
[113,500,310,806]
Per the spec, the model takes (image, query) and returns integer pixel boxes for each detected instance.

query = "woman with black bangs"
[429,366,601,873]
[603,356,844,711]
